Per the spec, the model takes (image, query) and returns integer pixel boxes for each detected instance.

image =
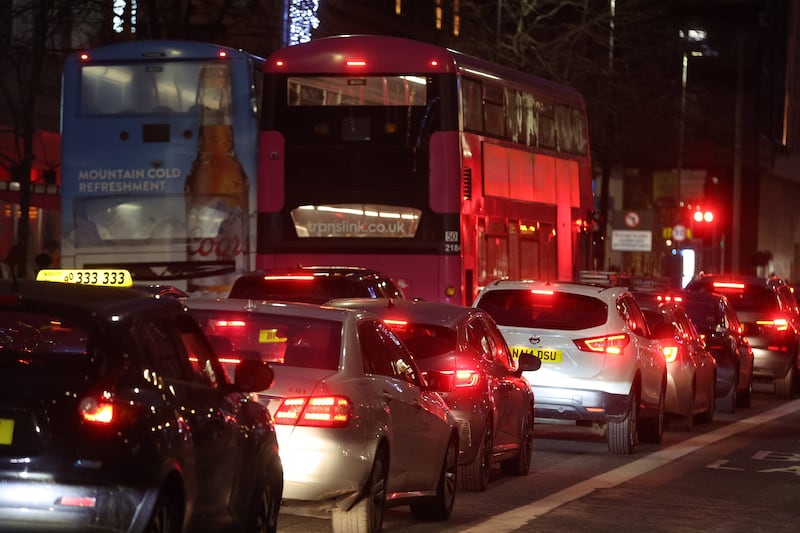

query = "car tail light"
[436,369,480,388]
[756,317,790,332]
[57,496,96,508]
[656,294,682,303]
[274,396,352,428]
[713,282,745,291]
[78,391,143,427]
[574,333,630,355]
[662,345,679,363]
[214,319,246,328]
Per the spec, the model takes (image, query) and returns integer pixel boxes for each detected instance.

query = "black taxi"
[0,270,282,532]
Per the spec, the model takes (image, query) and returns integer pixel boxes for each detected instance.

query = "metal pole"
[677,51,688,202]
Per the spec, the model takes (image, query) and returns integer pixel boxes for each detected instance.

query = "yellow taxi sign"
[36,269,134,287]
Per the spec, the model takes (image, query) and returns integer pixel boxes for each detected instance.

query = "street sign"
[673,224,686,242]
[611,230,653,252]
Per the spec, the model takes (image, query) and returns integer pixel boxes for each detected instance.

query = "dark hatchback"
[679,290,755,412]
[0,279,282,532]
[329,297,540,492]
[228,266,405,304]
[685,274,797,398]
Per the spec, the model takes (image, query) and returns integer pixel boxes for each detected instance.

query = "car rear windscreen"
[228,276,366,303]
[476,290,607,330]
[190,310,342,371]
[0,311,95,373]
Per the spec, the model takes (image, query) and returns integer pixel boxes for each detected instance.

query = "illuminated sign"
[36,269,134,287]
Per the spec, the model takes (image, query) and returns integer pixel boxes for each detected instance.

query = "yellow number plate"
[0,418,14,445]
[36,269,133,287]
[511,347,563,363]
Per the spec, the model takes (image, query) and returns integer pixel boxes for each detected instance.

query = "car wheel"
[246,464,282,533]
[500,410,533,477]
[410,437,458,521]
[775,364,795,399]
[698,372,716,424]
[638,384,665,444]
[145,490,181,533]
[607,393,637,454]
[459,420,492,492]
[332,449,386,533]
[718,376,737,413]
[737,375,753,407]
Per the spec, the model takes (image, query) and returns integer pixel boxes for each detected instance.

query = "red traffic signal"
[693,210,714,223]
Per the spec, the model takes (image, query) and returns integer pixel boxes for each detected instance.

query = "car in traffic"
[633,292,717,429]
[685,274,797,398]
[677,290,754,412]
[227,265,405,303]
[0,274,283,532]
[184,298,460,533]
[328,297,541,492]
[473,280,668,455]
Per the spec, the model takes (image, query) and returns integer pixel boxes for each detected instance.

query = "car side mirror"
[517,352,542,373]
[233,359,274,392]
[424,370,453,393]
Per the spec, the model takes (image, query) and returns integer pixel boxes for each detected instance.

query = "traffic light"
[691,208,715,241]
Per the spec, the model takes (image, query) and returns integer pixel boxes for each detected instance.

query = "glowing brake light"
[662,345,679,363]
[217,50,228,58]
[346,59,366,66]
[58,496,96,508]
[79,52,89,61]
[214,319,246,328]
[574,333,630,355]
[263,275,314,281]
[713,282,745,290]
[431,369,480,388]
[531,289,554,295]
[757,318,790,331]
[79,396,115,424]
[656,295,683,303]
[274,396,352,428]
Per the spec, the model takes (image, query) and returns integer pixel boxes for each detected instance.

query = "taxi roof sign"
[36,269,134,287]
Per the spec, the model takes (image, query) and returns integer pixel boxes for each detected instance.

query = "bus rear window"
[80,60,229,115]
[288,76,427,106]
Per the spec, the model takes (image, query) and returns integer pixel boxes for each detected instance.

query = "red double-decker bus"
[258,34,593,304]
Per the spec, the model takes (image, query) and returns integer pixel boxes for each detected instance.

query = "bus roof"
[265,34,584,107]
[72,40,262,62]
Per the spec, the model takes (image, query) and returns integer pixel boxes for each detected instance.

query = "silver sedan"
[185,298,460,533]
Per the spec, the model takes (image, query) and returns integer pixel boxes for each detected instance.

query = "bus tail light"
[574,334,630,355]
[274,396,352,428]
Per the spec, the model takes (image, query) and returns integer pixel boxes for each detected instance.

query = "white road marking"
[459,399,800,532]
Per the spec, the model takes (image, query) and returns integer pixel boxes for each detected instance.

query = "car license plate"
[511,347,563,363]
[0,418,14,445]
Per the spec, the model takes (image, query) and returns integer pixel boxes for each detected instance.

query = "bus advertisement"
[60,40,263,296]
[258,34,593,305]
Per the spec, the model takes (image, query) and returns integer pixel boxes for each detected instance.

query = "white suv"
[473,280,667,454]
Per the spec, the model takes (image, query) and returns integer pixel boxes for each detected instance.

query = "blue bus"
[60,40,263,296]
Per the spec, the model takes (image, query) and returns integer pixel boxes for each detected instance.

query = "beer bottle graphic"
[185,62,249,296]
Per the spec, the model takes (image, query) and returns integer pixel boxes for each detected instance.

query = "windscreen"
[476,290,608,330]
[80,60,230,115]
[388,323,457,359]
[0,311,95,373]
[271,74,446,241]
[190,310,342,370]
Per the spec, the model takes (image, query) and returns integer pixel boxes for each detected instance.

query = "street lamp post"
[677,29,709,202]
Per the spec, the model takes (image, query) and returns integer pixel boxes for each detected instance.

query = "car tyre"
[737,375,753,407]
[459,420,492,492]
[698,372,716,424]
[719,376,738,413]
[638,385,665,444]
[775,364,795,399]
[145,490,181,533]
[332,449,386,533]
[410,437,457,521]
[500,410,533,477]
[607,393,637,454]
[246,464,282,533]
